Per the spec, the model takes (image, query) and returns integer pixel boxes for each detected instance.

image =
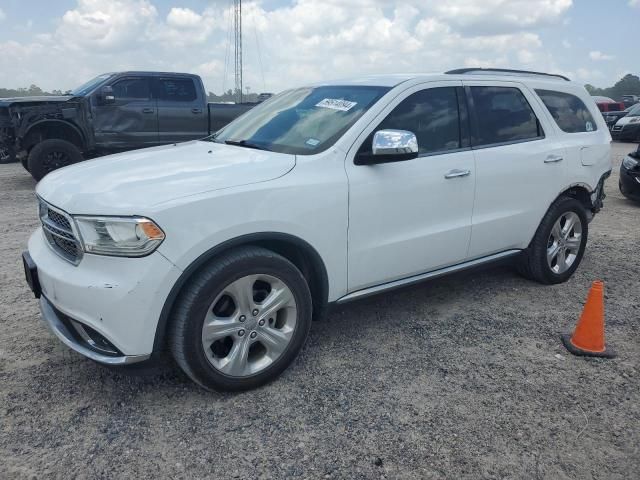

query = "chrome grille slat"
[38,199,83,265]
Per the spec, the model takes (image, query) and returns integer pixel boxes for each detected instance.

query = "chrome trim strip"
[39,296,151,365]
[336,250,521,304]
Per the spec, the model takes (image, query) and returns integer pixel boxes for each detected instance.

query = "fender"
[152,232,329,353]
[21,119,86,150]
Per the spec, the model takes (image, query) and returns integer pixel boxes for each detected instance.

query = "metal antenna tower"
[234,0,243,103]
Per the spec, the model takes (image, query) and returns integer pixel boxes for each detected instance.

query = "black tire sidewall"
[28,139,83,181]
[172,250,313,391]
[534,197,589,284]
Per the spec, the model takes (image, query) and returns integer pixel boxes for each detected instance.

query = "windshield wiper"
[224,139,270,151]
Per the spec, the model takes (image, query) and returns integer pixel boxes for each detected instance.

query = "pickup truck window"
[112,78,151,100]
[212,85,390,155]
[155,78,197,102]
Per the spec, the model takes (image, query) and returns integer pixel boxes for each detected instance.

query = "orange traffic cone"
[561,280,615,358]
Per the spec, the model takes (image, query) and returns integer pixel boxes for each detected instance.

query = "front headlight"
[628,117,640,124]
[74,216,165,257]
[622,155,639,170]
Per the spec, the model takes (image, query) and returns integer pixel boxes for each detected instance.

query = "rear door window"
[536,89,598,133]
[155,78,197,102]
[469,86,543,146]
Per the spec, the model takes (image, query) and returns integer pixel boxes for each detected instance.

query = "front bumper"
[619,163,640,201]
[612,123,640,141]
[39,295,150,365]
[28,228,183,362]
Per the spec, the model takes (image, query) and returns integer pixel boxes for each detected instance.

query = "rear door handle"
[544,154,564,163]
[142,108,155,114]
[444,169,471,179]
[192,108,203,114]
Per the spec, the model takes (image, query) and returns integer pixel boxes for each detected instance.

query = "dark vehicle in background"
[622,94,640,108]
[0,72,257,180]
[593,96,625,112]
[619,145,640,201]
[611,103,640,142]
[602,105,633,129]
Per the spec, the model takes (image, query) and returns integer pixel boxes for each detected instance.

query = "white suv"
[23,68,612,391]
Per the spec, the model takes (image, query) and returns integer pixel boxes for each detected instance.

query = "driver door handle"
[544,154,564,163]
[142,108,155,114]
[444,169,471,179]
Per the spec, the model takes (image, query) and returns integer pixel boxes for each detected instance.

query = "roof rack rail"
[445,68,570,82]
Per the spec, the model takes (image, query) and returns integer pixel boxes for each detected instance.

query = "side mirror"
[100,86,115,105]
[355,129,419,165]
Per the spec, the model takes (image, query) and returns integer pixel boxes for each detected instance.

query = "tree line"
[2,74,639,102]
[585,74,640,101]
[0,84,261,103]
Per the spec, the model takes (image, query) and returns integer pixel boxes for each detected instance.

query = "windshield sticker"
[315,98,357,112]
[305,138,321,147]
[585,121,594,132]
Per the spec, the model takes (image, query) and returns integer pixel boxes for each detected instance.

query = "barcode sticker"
[315,98,357,112]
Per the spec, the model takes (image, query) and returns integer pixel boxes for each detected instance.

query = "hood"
[616,115,640,127]
[36,141,296,214]
[0,96,74,106]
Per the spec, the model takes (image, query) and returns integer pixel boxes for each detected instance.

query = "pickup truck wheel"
[518,196,588,284]
[28,139,84,181]
[168,246,313,392]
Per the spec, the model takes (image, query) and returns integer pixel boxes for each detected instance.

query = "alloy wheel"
[546,211,582,274]
[201,274,297,377]
[43,151,71,173]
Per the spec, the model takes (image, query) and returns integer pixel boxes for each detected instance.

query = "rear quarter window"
[536,90,597,133]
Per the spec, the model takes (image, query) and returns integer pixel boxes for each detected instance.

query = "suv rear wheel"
[168,246,313,391]
[28,139,84,181]
[518,196,589,284]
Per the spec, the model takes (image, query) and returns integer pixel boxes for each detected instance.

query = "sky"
[0,0,636,94]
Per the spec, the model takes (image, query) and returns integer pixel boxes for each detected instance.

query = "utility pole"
[234,0,243,104]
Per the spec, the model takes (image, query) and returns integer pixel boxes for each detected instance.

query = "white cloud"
[589,50,614,61]
[0,7,6,21]
[57,0,158,51]
[429,0,572,34]
[0,0,585,93]
[630,0,639,7]
[562,39,571,48]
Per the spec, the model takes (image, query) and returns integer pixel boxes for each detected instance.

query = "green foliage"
[584,74,640,101]
[0,84,63,98]
[207,88,259,103]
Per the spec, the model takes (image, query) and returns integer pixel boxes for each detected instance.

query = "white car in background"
[24,68,612,391]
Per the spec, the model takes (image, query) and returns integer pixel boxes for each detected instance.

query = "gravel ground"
[1,143,638,480]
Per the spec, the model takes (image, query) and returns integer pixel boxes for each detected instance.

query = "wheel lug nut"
[238,329,245,337]
[258,319,265,326]
[250,331,257,339]
[239,315,246,322]
[252,309,259,316]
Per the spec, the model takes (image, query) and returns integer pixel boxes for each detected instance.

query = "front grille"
[39,199,83,264]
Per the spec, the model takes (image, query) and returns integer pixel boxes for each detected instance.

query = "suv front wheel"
[169,246,313,391]
[519,196,589,284]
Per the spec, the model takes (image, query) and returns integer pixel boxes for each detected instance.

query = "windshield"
[211,85,390,155]
[71,74,114,96]
[627,104,640,116]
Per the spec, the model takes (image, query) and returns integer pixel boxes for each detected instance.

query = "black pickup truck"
[0,72,256,180]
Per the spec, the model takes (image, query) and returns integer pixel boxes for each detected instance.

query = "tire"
[518,196,589,285]
[168,246,313,392]
[28,139,84,181]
